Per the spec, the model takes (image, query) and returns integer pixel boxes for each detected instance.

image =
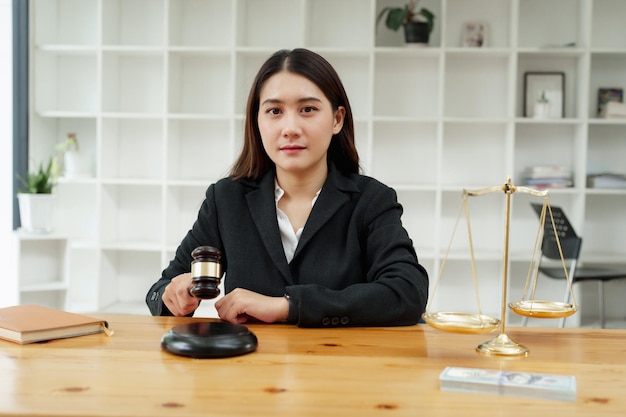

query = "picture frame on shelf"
[523,72,565,119]
[462,22,487,47]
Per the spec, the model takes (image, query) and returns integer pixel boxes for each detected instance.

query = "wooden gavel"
[188,246,223,299]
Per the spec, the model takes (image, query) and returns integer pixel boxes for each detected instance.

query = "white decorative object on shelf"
[56,133,93,179]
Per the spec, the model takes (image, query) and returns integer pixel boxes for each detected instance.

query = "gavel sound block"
[161,246,258,358]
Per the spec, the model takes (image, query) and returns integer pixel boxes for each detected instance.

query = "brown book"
[0,304,112,344]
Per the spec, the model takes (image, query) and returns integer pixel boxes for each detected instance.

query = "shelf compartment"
[446,0,512,48]
[372,121,438,186]
[166,119,232,182]
[587,124,626,178]
[65,247,99,312]
[236,0,303,48]
[168,0,233,47]
[102,0,164,46]
[322,52,371,120]
[101,118,164,180]
[234,51,274,114]
[395,190,437,257]
[445,55,510,118]
[98,249,162,311]
[374,52,440,119]
[18,238,68,289]
[100,184,163,246]
[54,182,98,240]
[307,0,371,48]
[589,53,626,118]
[33,0,98,45]
[102,52,165,113]
[583,194,626,258]
[168,51,232,115]
[517,53,585,119]
[34,50,98,113]
[28,116,97,175]
[165,185,207,248]
[514,122,584,189]
[591,0,626,49]
[518,0,585,48]
[441,122,508,187]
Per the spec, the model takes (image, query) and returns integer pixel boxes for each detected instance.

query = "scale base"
[476,333,528,357]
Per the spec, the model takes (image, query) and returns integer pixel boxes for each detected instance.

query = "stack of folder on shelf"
[521,165,573,189]
[587,172,626,189]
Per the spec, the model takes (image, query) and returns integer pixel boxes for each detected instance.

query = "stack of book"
[601,101,626,119]
[521,166,573,189]
[587,172,626,189]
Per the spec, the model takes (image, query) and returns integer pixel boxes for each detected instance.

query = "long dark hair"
[229,48,359,180]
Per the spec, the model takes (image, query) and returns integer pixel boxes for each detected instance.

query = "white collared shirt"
[275,182,321,263]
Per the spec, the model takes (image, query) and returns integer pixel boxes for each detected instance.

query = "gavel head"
[188,246,223,299]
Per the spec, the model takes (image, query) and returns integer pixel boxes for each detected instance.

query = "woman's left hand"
[214,288,289,324]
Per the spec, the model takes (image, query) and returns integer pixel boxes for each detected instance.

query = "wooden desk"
[1,315,625,416]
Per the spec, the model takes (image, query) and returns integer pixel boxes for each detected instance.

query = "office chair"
[522,202,626,328]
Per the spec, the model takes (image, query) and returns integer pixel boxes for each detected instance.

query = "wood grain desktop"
[0,315,624,416]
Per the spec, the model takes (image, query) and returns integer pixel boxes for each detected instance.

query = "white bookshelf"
[23,0,626,325]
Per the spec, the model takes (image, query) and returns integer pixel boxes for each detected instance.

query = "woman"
[146,48,429,327]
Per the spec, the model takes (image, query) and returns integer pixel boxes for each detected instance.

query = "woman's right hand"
[162,273,200,316]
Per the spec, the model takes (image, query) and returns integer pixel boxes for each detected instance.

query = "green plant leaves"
[18,158,57,194]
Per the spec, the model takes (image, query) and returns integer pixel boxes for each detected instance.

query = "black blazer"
[146,164,429,327]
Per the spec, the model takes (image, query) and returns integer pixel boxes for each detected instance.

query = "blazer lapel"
[245,172,293,284]
[294,165,360,260]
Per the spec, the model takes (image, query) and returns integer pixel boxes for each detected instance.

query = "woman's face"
[257,71,345,180]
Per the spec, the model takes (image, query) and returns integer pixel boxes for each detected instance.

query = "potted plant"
[17,157,58,233]
[376,0,435,45]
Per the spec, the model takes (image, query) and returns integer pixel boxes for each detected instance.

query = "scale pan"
[509,300,578,318]
[422,312,500,334]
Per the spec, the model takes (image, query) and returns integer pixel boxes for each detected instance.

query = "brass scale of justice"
[421,177,579,357]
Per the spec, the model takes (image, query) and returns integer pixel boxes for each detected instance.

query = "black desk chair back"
[526,203,626,328]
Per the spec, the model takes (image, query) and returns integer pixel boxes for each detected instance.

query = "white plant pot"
[533,102,551,119]
[17,193,56,233]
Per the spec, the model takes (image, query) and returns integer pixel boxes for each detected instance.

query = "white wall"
[0,0,16,307]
